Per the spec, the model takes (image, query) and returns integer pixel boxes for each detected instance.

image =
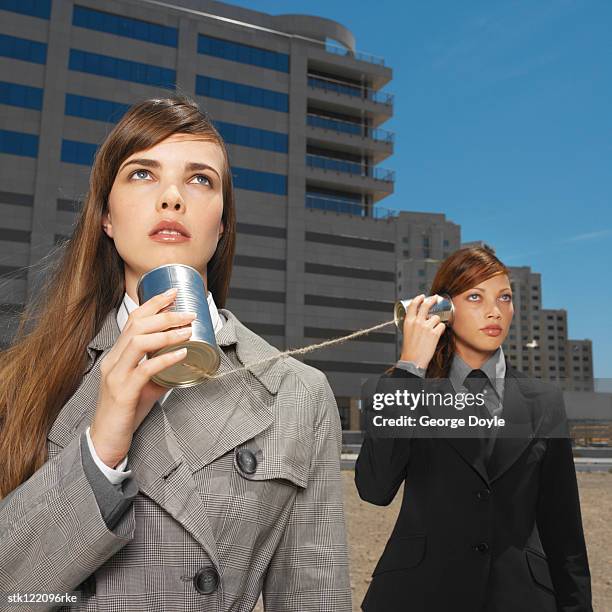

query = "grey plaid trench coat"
[0,307,351,611]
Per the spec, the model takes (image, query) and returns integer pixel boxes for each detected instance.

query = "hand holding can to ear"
[89,288,196,469]
[398,294,447,370]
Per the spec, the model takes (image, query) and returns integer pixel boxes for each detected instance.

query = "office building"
[0,0,395,426]
[0,0,593,431]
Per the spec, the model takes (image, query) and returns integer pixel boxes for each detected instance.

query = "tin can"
[136,263,221,388]
[394,294,454,331]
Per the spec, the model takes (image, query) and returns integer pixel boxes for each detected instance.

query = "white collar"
[117,290,225,333]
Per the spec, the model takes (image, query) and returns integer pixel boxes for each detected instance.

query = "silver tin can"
[394,294,454,331]
[136,263,221,388]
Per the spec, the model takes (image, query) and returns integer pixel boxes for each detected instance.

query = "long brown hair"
[0,95,236,499]
[392,246,511,378]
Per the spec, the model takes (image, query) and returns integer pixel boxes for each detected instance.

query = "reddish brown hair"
[0,95,235,499]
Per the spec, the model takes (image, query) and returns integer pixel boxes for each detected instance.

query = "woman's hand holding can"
[89,288,196,468]
[399,294,446,370]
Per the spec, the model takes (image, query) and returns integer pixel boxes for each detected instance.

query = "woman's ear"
[102,210,114,238]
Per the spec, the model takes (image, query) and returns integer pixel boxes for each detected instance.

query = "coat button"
[476,489,490,501]
[236,448,258,474]
[475,542,489,553]
[193,567,219,594]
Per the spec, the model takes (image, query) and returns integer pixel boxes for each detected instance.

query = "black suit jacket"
[354,358,592,612]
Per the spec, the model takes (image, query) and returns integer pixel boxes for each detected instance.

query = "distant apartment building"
[501,266,593,392]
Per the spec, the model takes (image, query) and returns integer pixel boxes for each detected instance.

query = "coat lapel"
[421,357,538,487]
[487,361,539,483]
[430,377,490,487]
[157,307,286,473]
[47,306,289,573]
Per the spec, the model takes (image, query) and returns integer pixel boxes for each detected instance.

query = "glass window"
[0,128,38,157]
[73,6,178,47]
[198,34,288,72]
[215,120,287,153]
[0,33,47,64]
[196,75,287,112]
[65,93,129,123]
[232,167,287,195]
[61,139,97,166]
[0,81,43,110]
[69,49,175,88]
[0,0,51,19]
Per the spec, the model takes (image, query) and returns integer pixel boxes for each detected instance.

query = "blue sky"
[231,0,611,379]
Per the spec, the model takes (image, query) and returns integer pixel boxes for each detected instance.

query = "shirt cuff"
[85,426,132,484]
[395,360,427,378]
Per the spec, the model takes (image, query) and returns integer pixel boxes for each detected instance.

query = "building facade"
[0,0,396,426]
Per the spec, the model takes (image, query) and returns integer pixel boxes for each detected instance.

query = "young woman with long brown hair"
[0,95,351,611]
[355,246,592,612]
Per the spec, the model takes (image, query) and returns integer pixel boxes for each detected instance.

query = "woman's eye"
[467,294,480,301]
[191,174,211,186]
[131,169,151,180]
[500,294,513,301]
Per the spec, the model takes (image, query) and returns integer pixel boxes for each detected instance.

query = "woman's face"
[451,273,514,359]
[103,133,225,300]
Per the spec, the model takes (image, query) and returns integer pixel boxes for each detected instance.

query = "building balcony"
[306,113,393,163]
[306,114,393,143]
[306,194,398,219]
[270,14,391,90]
[323,42,386,67]
[306,154,394,180]
[307,75,393,123]
[306,154,394,201]
[307,74,392,105]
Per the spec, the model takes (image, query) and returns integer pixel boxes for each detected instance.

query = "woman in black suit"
[355,246,592,612]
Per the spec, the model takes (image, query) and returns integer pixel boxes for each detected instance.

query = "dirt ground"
[253,472,610,611]
[344,471,612,612]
